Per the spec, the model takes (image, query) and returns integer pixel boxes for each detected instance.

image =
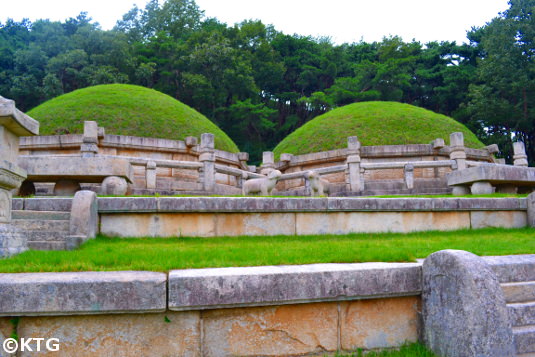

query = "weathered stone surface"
[18,312,200,357]
[22,198,72,212]
[514,141,529,167]
[0,96,39,136]
[448,164,535,187]
[483,254,535,283]
[0,224,27,257]
[53,180,81,196]
[470,210,527,229]
[340,296,420,350]
[470,181,494,194]
[169,262,421,311]
[101,176,128,195]
[0,318,14,357]
[69,190,98,239]
[528,192,535,227]
[18,156,134,183]
[502,281,535,303]
[0,271,166,315]
[215,212,295,236]
[202,303,337,357]
[100,213,216,237]
[200,133,215,150]
[452,185,470,196]
[97,197,157,212]
[422,250,515,357]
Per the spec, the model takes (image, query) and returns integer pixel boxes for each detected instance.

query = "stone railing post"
[260,151,275,176]
[404,164,414,190]
[146,161,157,189]
[346,136,362,192]
[449,132,466,171]
[513,141,528,167]
[199,133,216,192]
[0,96,39,257]
[81,121,99,158]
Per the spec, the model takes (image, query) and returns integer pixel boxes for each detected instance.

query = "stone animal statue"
[243,170,282,196]
[306,171,330,197]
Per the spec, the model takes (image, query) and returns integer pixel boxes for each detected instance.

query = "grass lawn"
[335,343,437,356]
[0,228,532,273]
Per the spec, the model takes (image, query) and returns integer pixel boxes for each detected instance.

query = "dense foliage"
[1,0,534,163]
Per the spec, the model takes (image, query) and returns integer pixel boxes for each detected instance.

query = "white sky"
[2,0,510,44]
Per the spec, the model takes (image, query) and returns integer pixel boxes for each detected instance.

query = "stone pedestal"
[81,121,99,158]
[0,96,39,257]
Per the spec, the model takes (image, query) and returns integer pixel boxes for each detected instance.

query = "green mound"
[274,101,484,157]
[28,84,239,152]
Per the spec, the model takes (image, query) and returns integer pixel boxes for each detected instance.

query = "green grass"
[366,193,529,198]
[0,228,533,273]
[27,84,239,153]
[273,101,484,159]
[334,343,437,356]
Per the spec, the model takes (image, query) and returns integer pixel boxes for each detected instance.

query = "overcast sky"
[2,0,510,44]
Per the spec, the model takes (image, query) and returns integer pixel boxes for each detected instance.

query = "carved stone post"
[81,121,99,158]
[404,164,414,190]
[260,151,275,176]
[146,161,157,189]
[346,136,362,192]
[199,133,216,192]
[0,96,39,257]
[449,132,467,171]
[513,141,528,167]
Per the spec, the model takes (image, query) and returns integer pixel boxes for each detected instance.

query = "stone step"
[28,241,67,251]
[518,353,535,357]
[503,282,535,303]
[514,325,535,354]
[509,301,535,327]
[483,255,535,283]
[12,210,70,221]
[24,231,67,243]
[11,219,70,232]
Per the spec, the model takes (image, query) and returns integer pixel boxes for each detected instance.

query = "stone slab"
[202,303,337,357]
[168,263,421,311]
[0,271,166,315]
[18,312,200,357]
[448,164,535,186]
[483,254,535,283]
[18,156,134,183]
[20,198,72,212]
[470,211,527,228]
[340,296,420,350]
[97,197,157,212]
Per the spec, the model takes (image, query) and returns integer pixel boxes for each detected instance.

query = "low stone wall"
[96,196,530,237]
[0,263,421,356]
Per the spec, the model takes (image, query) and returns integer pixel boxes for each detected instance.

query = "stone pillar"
[404,164,414,190]
[513,141,528,167]
[0,96,39,257]
[199,133,216,192]
[527,192,535,228]
[146,161,157,189]
[346,136,362,192]
[260,151,275,176]
[449,132,467,171]
[81,121,99,158]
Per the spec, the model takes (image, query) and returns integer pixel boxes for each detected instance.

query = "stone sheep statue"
[243,170,282,196]
[306,171,330,197]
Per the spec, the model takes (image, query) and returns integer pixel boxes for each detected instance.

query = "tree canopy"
[1,0,533,163]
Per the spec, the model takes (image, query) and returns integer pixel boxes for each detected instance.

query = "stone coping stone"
[0,271,166,316]
[448,165,535,186]
[97,196,526,213]
[483,255,535,283]
[12,197,72,212]
[168,262,422,311]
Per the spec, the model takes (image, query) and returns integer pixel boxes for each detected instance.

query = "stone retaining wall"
[0,263,422,356]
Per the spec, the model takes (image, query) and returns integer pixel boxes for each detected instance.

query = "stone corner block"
[422,249,515,357]
[70,190,98,239]
[528,192,535,228]
[0,271,167,316]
